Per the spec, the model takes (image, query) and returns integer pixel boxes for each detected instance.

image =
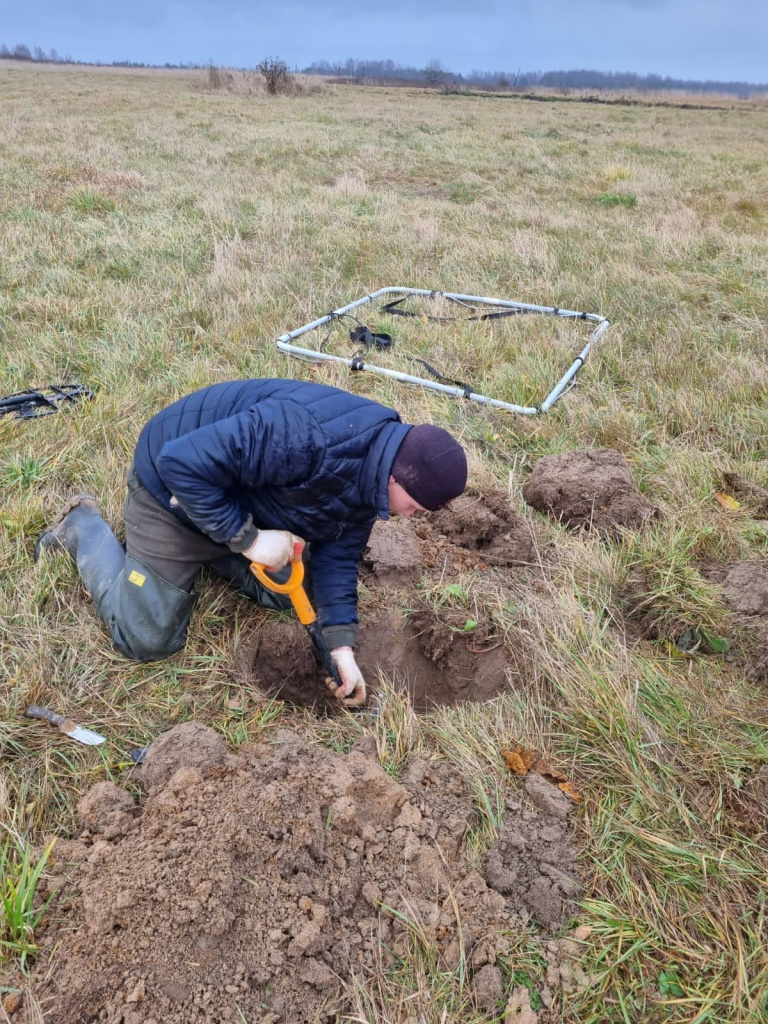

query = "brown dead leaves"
[501,746,582,804]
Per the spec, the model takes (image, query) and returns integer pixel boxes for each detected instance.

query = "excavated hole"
[236,607,512,712]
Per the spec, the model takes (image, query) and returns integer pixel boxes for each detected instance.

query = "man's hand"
[328,647,367,707]
[243,530,305,570]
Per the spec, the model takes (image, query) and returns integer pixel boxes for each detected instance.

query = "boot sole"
[35,493,101,563]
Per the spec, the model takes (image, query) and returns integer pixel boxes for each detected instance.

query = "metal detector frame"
[277,287,610,415]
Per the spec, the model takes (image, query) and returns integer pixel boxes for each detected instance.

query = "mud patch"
[523,448,655,532]
[35,724,581,1024]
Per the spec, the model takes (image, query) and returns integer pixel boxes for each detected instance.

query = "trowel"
[24,706,106,746]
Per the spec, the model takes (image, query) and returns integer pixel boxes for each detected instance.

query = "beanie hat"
[391,425,468,511]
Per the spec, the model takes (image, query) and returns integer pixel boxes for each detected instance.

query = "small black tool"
[0,383,94,420]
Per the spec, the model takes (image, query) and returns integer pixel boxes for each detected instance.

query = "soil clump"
[362,518,422,586]
[420,490,540,570]
[34,724,581,1024]
[722,562,768,618]
[722,562,768,684]
[523,448,655,532]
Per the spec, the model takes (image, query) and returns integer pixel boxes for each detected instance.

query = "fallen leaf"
[501,747,537,776]
[2,993,23,1014]
[573,925,592,941]
[714,491,741,510]
[558,781,582,804]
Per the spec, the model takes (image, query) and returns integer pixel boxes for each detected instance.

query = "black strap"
[409,357,475,398]
[381,296,535,323]
[349,325,392,351]
[381,296,590,323]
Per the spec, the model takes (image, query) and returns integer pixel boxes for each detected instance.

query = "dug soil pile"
[34,723,581,1024]
[523,448,655,532]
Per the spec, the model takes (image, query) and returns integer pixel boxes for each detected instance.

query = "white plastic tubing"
[276,287,610,415]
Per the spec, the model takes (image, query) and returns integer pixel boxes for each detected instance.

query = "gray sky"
[2,1,766,82]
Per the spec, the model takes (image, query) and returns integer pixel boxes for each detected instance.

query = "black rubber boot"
[102,555,194,662]
[36,496,194,662]
[35,494,102,562]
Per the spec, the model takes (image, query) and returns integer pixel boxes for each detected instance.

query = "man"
[36,378,468,706]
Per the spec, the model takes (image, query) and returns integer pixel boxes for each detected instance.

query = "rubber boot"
[103,555,194,662]
[36,496,193,662]
[35,494,102,562]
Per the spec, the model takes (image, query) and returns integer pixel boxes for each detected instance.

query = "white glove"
[242,530,305,570]
[328,647,367,707]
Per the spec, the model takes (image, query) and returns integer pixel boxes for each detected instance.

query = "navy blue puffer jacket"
[133,379,411,644]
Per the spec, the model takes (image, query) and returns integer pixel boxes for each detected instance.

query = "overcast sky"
[3,1,767,83]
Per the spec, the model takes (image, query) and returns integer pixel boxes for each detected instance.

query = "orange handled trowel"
[250,558,363,706]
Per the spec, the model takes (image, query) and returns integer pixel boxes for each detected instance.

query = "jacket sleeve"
[154,399,322,550]
[310,519,375,650]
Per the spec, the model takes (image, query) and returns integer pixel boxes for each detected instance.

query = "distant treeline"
[0,42,73,63]
[304,59,767,97]
[2,44,765,97]
[0,43,199,69]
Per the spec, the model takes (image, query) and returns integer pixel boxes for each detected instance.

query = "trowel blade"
[58,721,106,746]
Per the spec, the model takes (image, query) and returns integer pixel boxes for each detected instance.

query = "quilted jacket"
[133,379,411,646]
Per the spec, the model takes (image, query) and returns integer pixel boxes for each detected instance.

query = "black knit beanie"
[391,425,468,511]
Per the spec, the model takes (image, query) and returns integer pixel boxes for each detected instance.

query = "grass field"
[1,60,767,1022]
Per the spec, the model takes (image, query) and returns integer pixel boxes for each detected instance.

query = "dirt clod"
[34,724,581,1023]
[523,448,655,532]
[2,993,23,1015]
[473,963,504,1008]
[425,490,539,568]
[483,799,580,930]
[77,781,135,836]
[137,721,236,791]
[723,562,768,617]
[363,519,422,585]
[524,774,573,820]
[505,985,538,1024]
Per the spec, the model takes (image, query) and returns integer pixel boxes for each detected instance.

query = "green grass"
[0,61,767,1021]
[0,829,56,971]
[596,192,637,207]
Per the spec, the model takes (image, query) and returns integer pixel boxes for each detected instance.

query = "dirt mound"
[723,562,768,617]
[237,608,512,711]
[523,449,655,532]
[361,491,539,581]
[35,725,581,1024]
[421,490,539,569]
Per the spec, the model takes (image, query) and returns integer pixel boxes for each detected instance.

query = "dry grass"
[1,61,767,1022]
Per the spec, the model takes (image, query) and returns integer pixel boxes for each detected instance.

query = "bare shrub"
[200,61,319,98]
[256,56,290,95]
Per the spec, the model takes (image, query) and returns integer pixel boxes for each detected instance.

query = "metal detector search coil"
[276,287,609,415]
